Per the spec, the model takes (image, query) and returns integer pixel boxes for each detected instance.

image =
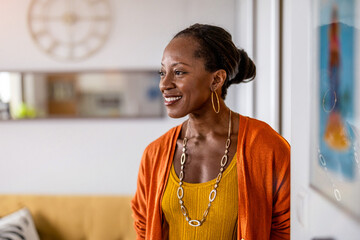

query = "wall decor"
[0,71,163,119]
[310,0,360,220]
[27,0,112,61]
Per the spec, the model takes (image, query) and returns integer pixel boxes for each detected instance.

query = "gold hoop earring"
[211,91,220,113]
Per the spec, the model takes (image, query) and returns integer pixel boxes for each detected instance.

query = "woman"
[131,24,290,240]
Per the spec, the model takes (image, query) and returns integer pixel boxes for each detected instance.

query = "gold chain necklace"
[177,110,232,227]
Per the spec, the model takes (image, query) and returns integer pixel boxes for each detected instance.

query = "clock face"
[27,0,112,61]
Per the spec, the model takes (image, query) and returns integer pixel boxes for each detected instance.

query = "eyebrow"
[161,62,191,67]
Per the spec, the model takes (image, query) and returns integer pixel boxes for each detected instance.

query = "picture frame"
[0,70,164,119]
[310,0,360,221]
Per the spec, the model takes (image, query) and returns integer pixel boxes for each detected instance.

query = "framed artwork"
[310,0,360,220]
[0,70,164,119]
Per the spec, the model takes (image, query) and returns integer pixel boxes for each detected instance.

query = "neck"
[186,101,231,139]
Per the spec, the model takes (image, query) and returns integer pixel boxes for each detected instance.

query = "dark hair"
[174,23,256,99]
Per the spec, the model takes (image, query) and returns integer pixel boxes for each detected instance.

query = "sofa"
[0,195,136,240]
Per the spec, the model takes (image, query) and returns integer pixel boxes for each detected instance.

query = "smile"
[164,96,182,106]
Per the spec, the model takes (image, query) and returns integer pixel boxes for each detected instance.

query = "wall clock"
[27,0,112,61]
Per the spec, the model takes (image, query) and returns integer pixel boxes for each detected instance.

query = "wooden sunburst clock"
[27,0,112,61]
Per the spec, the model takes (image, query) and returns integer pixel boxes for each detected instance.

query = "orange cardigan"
[131,115,290,240]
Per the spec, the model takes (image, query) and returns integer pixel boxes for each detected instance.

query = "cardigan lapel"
[237,115,251,240]
[158,124,182,239]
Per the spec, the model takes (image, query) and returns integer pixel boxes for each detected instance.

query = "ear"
[210,69,227,91]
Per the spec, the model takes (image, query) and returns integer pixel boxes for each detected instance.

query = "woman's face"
[159,36,215,118]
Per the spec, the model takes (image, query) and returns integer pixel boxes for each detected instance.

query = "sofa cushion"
[0,208,40,240]
[0,195,135,240]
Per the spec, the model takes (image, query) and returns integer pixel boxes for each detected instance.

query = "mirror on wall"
[0,71,163,120]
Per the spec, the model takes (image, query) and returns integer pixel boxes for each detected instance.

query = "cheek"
[177,74,212,102]
[192,78,212,97]
[186,85,211,105]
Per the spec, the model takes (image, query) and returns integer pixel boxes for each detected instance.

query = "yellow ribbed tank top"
[161,153,238,240]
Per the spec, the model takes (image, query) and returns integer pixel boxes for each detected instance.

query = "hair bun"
[230,49,256,84]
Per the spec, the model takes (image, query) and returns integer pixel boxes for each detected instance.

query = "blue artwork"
[318,0,356,180]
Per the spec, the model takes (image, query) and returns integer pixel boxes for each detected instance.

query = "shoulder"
[142,124,182,159]
[138,124,182,182]
[239,116,290,164]
[239,116,290,183]
[242,116,290,150]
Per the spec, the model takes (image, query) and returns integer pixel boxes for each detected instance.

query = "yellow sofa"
[0,195,136,240]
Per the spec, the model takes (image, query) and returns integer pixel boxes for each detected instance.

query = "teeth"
[165,96,182,102]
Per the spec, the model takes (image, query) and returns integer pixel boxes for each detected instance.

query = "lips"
[163,96,182,106]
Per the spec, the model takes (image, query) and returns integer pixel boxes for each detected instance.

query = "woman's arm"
[270,142,290,240]
[131,150,149,240]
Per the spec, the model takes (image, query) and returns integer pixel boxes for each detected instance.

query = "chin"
[166,109,187,119]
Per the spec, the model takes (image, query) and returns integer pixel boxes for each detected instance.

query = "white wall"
[254,0,281,132]
[0,0,238,195]
[0,118,182,195]
[0,0,236,71]
[287,0,360,239]
[230,0,256,119]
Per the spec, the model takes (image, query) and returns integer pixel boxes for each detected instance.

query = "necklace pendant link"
[188,219,201,227]
[180,153,186,165]
[216,173,222,183]
[209,189,217,202]
[180,205,188,216]
[177,186,184,199]
[179,171,184,181]
[220,155,228,167]
[226,138,231,148]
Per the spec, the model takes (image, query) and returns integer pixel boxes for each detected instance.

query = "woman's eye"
[158,71,165,77]
[175,70,186,75]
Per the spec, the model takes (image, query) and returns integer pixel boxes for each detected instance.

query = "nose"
[159,73,174,93]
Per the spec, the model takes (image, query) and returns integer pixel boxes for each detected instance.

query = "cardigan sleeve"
[130,126,180,240]
[245,117,291,240]
[131,147,151,240]
[270,139,290,240]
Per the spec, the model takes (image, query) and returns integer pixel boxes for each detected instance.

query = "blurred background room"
[0,0,359,239]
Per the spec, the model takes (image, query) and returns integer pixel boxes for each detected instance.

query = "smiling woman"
[131,23,290,240]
